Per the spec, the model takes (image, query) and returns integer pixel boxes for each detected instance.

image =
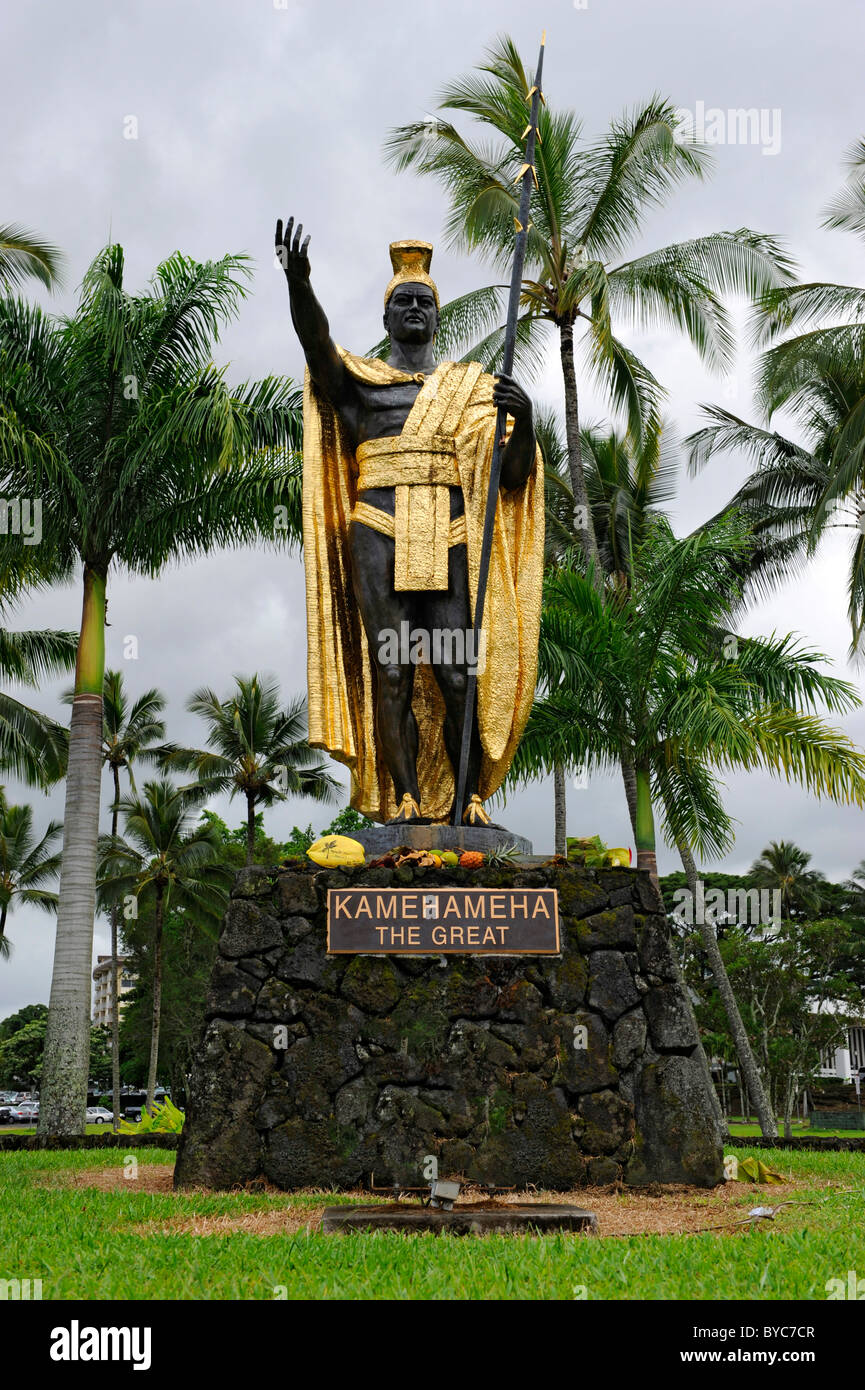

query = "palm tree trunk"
[783,1077,795,1140]
[246,793,256,867]
[553,762,567,856]
[675,836,776,1140]
[633,761,660,894]
[110,765,121,1132]
[558,321,602,583]
[39,565,106,1135]
[146,883,165,1112]
[620,751,638,842]
[0,903,7,940]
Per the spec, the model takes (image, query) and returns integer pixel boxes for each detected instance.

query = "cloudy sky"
[2,0,863,1017]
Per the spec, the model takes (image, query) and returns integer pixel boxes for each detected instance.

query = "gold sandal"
[391,793,422,822]
[462,794,491,826]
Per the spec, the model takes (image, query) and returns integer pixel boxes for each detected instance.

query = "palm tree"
[94,673,168,800]
[0,540,77,785]
[0,622,75,786]
[0,224,62,290]
[579,422,679,583]
[162,675,339,866]
[687,141,865,654]
[749,841,826,920]
[0,791,62,959]
[517,519,865,887]
[844,859,865,912]
[534,408,577,853]
[687,377,865,657]
[63,670,167,1128]
[546,409,827,834]
[513,517,865,1136]
[0,245,303,1134]
[384,35,793,572]
[540,412,678,846]
[98,779,231,1109]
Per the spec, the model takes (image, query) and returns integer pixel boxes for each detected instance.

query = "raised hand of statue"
[275,217,311,282]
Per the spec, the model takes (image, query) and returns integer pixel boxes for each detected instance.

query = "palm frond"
[0,693,68,786]
[578,97,710,259]
[0,224,63,290]
[822,138,865,240]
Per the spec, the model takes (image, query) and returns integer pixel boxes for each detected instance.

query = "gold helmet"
[383,240,440,310]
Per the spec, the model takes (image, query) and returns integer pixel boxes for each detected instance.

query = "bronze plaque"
[327,887,559,954]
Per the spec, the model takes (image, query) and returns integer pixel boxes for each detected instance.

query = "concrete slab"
[321,1203,598,1235]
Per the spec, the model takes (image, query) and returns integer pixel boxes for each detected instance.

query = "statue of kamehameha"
[275,222,544,827]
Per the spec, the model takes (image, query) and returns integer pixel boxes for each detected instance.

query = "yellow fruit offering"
[441,851,460,867]
[306,835,366,868]
[604,848,632,867]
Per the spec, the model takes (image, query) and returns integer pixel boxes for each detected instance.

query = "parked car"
[0,1104,18,1124]
[85,1106,114,1125]
[9,1103,38,1125]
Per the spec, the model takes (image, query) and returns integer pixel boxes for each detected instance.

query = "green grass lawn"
[1,1146,863,1299]
[727,1119,865,1139]
[1,1123,130,1136]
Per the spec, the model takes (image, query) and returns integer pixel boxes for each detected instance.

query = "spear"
[452,31,546,826]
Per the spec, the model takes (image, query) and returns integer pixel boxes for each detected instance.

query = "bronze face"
[384,282,439,347]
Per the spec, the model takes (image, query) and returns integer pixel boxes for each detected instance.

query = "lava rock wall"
[174,862,724,1190]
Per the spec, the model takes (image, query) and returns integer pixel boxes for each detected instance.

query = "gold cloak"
[302,348,544,822]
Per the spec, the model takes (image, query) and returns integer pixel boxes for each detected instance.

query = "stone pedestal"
[174,861,724,1191]
[353,823,532,857]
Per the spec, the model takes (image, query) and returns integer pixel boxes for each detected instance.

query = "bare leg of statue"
[348,521,421,816]
[422,542,483,819]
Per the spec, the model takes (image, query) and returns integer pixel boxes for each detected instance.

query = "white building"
[92,955,135,1028]
[820,1022,865,1081]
